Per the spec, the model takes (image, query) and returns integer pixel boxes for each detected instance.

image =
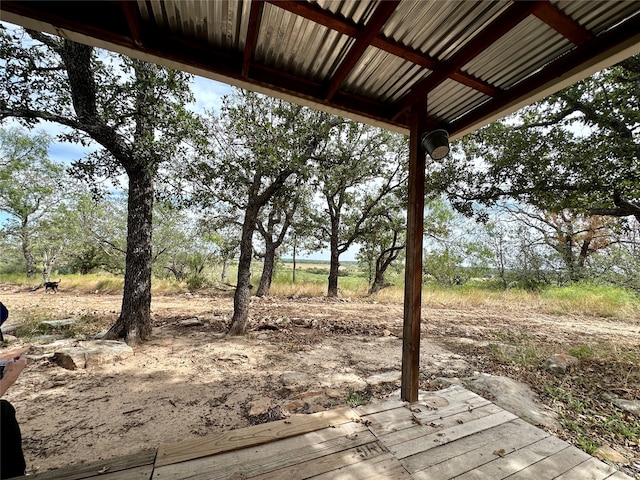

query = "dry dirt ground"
[1,286,639,476]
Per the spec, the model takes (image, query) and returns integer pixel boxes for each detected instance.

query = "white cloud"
[190,76,234,114]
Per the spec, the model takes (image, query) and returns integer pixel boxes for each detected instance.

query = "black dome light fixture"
[421,129,450,160]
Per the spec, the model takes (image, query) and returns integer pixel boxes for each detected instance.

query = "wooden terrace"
[19,385,631,480]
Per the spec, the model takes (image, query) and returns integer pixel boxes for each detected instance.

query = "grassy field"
[2,265,638,322]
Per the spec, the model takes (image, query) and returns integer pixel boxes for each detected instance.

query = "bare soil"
[1,286,639,477]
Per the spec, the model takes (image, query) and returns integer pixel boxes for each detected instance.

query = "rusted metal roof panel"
[464,17,573,89]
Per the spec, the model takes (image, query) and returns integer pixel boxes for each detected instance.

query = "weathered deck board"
[249,441,392,479]
[554,457,621,480]
[388,409,518,460]
[504,442,597,480]
[307,451,412,480]
[152,423,374,480]
[451,436,570,480]
[375,403,505,452]
[361,396,495,439]
[17,450,156,480]
[155,406,355,467]
[401,418,550,476]
[20,386,635,480]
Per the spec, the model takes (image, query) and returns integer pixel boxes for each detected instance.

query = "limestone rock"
[603,393,640,417]
[42,318,77,328]
[593,445,630,465]
[465,373,560,429]
[32,339,76,354]
[179,318,203,327]
[284,399,305,413]
[52,340,133,370]
[542,353,579,374]
[247,398,272,416]
[365,370,401,386]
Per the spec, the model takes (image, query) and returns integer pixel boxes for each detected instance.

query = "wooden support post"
[401,97,428,402]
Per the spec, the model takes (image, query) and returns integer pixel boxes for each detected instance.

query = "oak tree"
[0,27,201,343]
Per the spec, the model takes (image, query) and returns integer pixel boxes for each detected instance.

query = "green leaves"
[429,55,640,222]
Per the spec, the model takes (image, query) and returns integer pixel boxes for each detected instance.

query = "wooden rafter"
[531,2,592,45]
[119,1,143,47]
[243,0,264,77]
[325,0,400,100]
[392,1,543,120]
[269,0,499,103]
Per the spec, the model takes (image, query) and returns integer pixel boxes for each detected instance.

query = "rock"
[603,393,640,417]
[365,371,401,386]
[329,373,367,392]
[0,334,18,343]
[290,390,323,400]
[382,329,391,337]
[42,318,77,328]
[247,398,272,416]
[465,373,561,429]
[284,400,305,412]
[325,389,343,399]
[593,445,630,465]
[81,340,133,367]
[32,339,76,354]
[52,340,133,370]
[179,318,203,327]
[0,323,22,334]
[542,354,579,374]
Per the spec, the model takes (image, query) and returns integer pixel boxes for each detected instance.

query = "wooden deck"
[21,385,631,480]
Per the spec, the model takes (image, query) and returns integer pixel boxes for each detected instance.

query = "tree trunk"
[368,244,403,295]
[104,170,154,344]
[292,237,297,285]
[220,259,229,283]
[20,220,36,278]
[228,206,259,335]
[327,247,340,297]
[256,242,276,297]
[41,246,62,283]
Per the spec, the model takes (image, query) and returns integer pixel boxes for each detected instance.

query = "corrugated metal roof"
[383,1,511,61]
[465,17,573,89]
[2,0,639,137]
[345,47,428,103]
[256,3,352,82]
[553,0,640,35]
[429,79,490,124]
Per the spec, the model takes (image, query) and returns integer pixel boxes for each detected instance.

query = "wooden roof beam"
[392,1,543,120]
[243,0,264,77]
[531,2,592,45]
[270,0,498,100]
[119,1,144,47]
